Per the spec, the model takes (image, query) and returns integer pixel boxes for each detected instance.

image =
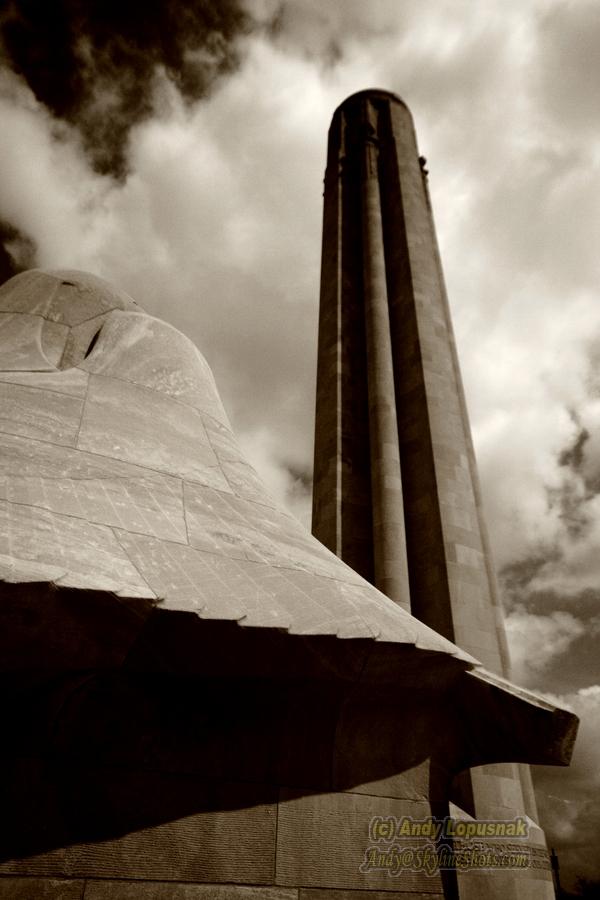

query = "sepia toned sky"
[1,0,598,889]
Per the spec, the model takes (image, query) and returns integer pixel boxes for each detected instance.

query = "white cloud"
[505,606,586,684]
[0,70,112,268]
[527,501,600,595]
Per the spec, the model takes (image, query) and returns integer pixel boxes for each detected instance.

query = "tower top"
[331,88,410,121]
[326,90,416,169]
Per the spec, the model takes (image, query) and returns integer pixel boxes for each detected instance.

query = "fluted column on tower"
[359,100,411,610]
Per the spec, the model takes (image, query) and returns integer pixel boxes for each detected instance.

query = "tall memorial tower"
[313,89,551,898]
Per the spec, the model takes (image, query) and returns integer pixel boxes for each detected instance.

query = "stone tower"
[313,89,555,898]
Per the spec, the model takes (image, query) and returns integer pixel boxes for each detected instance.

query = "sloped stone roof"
[0,269,475,656]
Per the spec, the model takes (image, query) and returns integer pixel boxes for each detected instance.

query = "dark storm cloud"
[539,412,600,542]
[0,0,253,177]
[500,415,600,695]
[500,412,600,692]
[282,462,313,512]
[0,219,36,285]
[285,463,312,491]
[503,585,600,694]
[546,418,597,538]
[501,552,560,603]
[534,682,600,890]
[547,480,590,540]
[522,587,600,623]
[559,419,590,472]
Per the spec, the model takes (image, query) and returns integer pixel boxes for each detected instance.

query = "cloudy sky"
[1,0,598,890]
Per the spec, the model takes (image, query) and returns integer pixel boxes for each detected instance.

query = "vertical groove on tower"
[377,100,455,638]
[313,108,374,583]
[425,188,513,674]
[360,100,411,610]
